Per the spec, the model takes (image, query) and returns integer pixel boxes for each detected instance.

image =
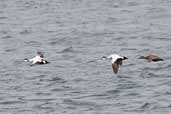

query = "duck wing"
[112,63,119,74]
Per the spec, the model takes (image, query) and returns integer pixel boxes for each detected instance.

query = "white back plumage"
[107,54,123,63]
[29,55,43,64]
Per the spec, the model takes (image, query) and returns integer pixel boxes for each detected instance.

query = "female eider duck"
[139,55,163,62]
[24,52,49,65]
[102,54,128,74]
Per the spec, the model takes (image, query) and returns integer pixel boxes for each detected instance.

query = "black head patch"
[115,58,123,66]
[123,56,128,60]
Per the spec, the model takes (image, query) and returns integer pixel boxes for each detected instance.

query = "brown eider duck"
[139,55,163,62]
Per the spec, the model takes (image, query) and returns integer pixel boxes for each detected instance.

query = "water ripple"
[0,0,171,113]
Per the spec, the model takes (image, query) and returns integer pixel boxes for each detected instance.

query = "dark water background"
[0,0,171,114]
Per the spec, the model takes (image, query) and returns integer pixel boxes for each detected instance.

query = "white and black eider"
[102,54,128,74]
[24,52,49,65]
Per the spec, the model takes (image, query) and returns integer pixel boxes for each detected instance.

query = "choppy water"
[0,0,171,114]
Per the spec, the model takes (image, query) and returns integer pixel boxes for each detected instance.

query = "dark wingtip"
[114,71,118,74]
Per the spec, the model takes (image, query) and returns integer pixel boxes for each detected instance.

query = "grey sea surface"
[0,0,171,114]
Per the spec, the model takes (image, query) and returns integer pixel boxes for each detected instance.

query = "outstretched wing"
[112,63,119,74]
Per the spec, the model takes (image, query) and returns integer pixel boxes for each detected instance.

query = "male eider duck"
[24,52,49,65]
[102,54,128,74]
[139,55,163,62]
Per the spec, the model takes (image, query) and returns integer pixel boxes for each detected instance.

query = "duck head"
[37,52,44,58]
[138,56,145,59]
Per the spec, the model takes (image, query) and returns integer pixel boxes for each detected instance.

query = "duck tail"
[43,60,49,64]
[159,58,164,61]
